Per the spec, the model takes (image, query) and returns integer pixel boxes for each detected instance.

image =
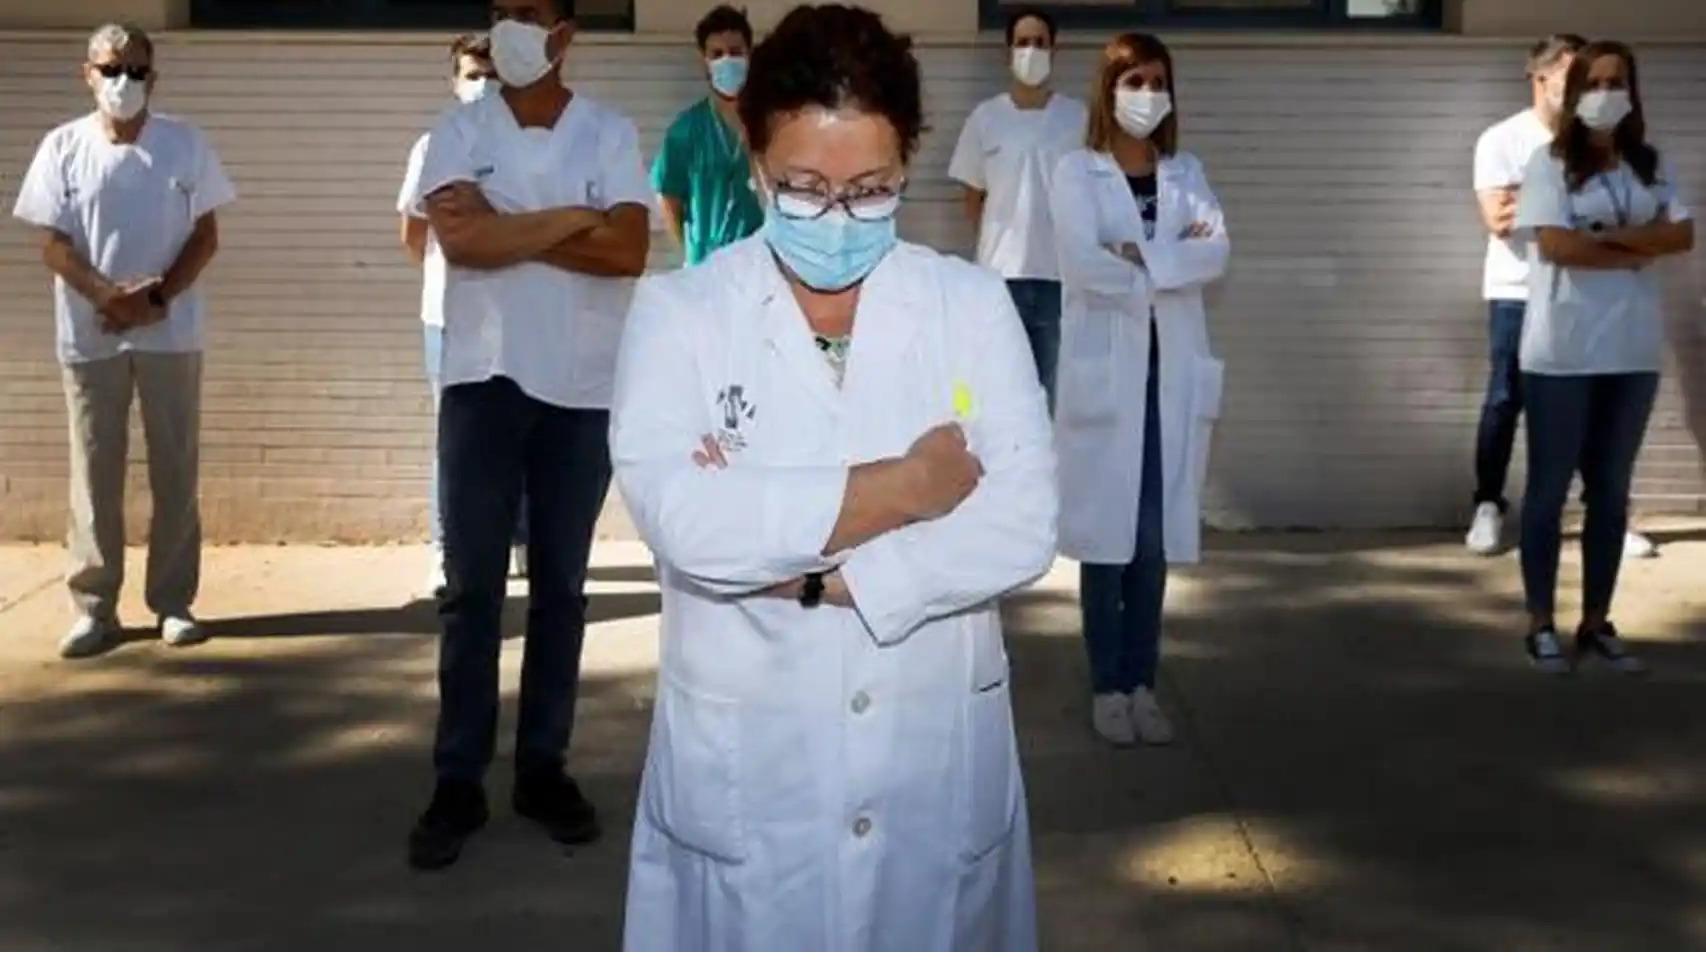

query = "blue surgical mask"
[763,204,898,293]
[708,55,748,98]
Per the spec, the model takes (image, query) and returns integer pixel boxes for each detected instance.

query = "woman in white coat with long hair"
[1051,33,1229,747]
[611,4,1056,950]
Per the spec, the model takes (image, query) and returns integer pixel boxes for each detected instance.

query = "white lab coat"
[1049,149,1230,565]
[611,235,1057,951]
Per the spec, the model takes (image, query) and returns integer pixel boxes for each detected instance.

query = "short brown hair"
[449,33,491,72]
[1086,33,1177,156]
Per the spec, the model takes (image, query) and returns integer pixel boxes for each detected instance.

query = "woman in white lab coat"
[611,6,1056,950]
[1050,34,1229,747]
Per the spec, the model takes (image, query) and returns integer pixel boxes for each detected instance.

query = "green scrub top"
[651,97,765,266]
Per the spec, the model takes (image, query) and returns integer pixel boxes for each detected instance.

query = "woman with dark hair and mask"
[1511,39,1694,676]
[611,3,1054,950]
[1050,33,1229,748]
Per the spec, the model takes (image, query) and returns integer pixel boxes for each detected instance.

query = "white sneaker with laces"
[160,614,209,648]
[1465,502,1503,555]
[1623,530,1659,559]
[1091,693,1136,747]
[1130,686,1176,745]
[1525,628,1571,675]
[59,615,121,659]
[511,544,529,579]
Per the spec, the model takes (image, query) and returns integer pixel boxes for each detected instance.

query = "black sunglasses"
[93,63,152,81]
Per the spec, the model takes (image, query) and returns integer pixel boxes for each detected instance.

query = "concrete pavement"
[1,531,1704,949]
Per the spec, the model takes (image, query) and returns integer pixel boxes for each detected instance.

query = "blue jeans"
[1472,299,1526,510]
[1005,279,1061,413]
[1519,372,1658,622]
[1081,321,1167,694]
[433,376,612,782]
[424,326,526,547]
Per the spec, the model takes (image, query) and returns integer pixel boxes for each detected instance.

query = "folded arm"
[1141,165,1231,292]
[534,202,651,278]
[1536,226,1653,270]
[1601,219,1695,258]
[424,181,602,270]
[1051,160,1148,308]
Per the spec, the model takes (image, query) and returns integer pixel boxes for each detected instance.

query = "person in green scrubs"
[651,5,764,266]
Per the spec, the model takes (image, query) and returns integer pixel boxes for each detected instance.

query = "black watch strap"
[800,572,826,609]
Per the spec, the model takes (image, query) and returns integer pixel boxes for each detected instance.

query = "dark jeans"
[1472,299,1526,510]
[434,376,612,783]
[1519,372,1658,622]
[1081,320,1167,694]
[424,325,527,548]
[1006,279,1062,414]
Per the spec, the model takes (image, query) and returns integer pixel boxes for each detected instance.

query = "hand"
[1179,221,1215,241]
[1492,190,1519,238]
[901,423,983,521]
[691,434,728,469]
[97,278,163,333]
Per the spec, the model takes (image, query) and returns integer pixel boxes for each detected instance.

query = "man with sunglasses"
[405,0,652,871]
[13,23,235,660]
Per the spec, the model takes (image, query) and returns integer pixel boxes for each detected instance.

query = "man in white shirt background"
[1466,33,1658,559]
[398,33,530,597]
[11,23,236,660]
[948,5,1087,411]
[405,0,652,871]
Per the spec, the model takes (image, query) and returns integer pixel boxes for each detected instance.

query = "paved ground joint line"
[0,575,59,618]
[1162,668,1309,950]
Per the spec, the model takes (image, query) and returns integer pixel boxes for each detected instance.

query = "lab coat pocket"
[961,639,1019,863]
[642,681,747,864]
[1056,312,1118,429]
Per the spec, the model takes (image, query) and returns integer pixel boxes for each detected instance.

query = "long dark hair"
[1552,40,1659,192]
[1086,32,1177,157]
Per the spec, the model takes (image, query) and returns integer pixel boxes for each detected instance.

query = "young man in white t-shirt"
[405,0,652,871]
[948,6,1086,412]
[398,33,530,596]
[12,24,235,660]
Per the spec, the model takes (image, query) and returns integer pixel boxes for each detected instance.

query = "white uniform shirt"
[397,133,446,328]
[1514,151,1691,375]
[948,93,1087,282]
[1473,108,1552,302]
[410,93,653,410]
[12,113,236,364]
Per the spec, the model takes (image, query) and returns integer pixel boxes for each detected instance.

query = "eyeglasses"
[93,63,151,81]
[768,174,906,223]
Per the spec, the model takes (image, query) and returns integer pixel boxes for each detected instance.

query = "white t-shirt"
[397,133,446,328]
[948,92,1087,282]
[411,93,653,410]
[1514,151,1692,375]
[12,113,236,364]
[1473,108,1552,302]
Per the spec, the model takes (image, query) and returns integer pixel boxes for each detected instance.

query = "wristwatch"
[147,288,167,309]
[799,572,826,609]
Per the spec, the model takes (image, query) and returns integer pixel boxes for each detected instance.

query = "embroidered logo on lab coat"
[716,385,756,452]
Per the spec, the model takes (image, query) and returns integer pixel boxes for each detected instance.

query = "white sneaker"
[1525,628,1571,676]
[1091,693,1136,747]
[511,544,529,579]
[1130,686,1176,745]
[1623,530,1659,559]
[59,615,121,659]
[159,614,209,648]
[1465,502,1503,555]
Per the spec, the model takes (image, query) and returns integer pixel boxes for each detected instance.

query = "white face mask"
[490,19,558,89]
[455,76,496,104]
[1577,89,1632,132]
[95,74,147,122]
[1011,46,1051,88]
[1114,88,1172,140]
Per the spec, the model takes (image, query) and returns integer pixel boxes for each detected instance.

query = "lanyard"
[1597,169,1633,228]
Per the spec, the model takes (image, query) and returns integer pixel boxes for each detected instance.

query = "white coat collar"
[1087,148,1186,186]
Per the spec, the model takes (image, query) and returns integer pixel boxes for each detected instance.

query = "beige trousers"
[60,351,203,620]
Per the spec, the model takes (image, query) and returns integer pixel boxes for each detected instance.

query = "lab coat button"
[852,816,873,838]
[850,691,871,715]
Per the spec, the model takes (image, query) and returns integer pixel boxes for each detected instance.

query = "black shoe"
[1575,622,1649,675]
[513,769,601,846]
[408,779,489,871]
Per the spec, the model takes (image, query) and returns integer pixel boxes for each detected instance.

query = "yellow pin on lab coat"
[610,235,1057,950]
[1049,149,1230,565]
